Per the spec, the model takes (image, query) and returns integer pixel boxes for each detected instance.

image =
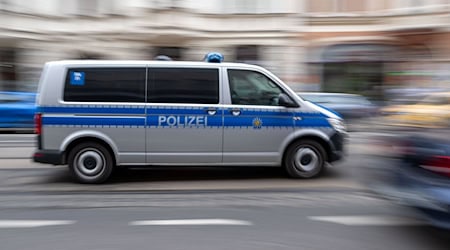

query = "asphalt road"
[0,133,372,193]
[1,192,449,250]
[0,132,449,249]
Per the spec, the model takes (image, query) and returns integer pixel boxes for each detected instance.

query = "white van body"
[34,60,346,183]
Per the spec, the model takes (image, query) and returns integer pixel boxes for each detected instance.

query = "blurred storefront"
[310,43,394,100]
[0,48,17,91]
[302,0,450,101]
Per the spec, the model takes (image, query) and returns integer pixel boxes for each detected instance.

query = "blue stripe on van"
[223,117,330,127]
[42,116,330,128]
[39,106,145,114]
[224,117,294,127]
[294,117,331,127]
[42,117,145,126]
[39,106,331,128]
[147,108,209,115]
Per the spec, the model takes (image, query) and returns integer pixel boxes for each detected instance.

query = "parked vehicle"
[0,91,36,131]
[376,130,450,229]
[297,92,378,120]
[381,92,450,128]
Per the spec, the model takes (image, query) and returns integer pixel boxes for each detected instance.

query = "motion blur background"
[1,2,450,247]
[0,0,449,101]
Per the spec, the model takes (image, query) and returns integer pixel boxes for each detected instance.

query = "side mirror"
[278,93,298,108]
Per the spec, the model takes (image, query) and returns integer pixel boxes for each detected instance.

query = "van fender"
[60,130,119,163]
[279,128,334,164]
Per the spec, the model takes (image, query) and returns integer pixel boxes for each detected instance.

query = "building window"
[368,0,389,11]
[77,52,103,60]
[321,44,393,100]
[236,45,260,64]
[99,0,118,15]
[235,0,259,13]
[154,47,184,61]
[307,0,335,12]
[222,0,278,14]
[0,48,17,91]
[78,0,98,16]
[153,0,181,9]
[343,0,366,12]
[0,0,10,11]
[307,0,367,13]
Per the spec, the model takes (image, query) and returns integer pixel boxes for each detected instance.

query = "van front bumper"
[33,150,65,165]
[329,132,346,162]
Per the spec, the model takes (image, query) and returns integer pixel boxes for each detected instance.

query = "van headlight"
[327,118,347,133]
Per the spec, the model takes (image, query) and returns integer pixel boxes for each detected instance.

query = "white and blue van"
[33,54,346,183]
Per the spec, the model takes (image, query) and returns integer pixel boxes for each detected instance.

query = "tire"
[284,140,327,178]
[68,142,114,184]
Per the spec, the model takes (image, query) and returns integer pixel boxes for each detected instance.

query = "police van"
[33,53,346,183]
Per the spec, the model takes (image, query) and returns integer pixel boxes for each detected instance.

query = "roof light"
[204,52,224,63]
[154,55,172,61]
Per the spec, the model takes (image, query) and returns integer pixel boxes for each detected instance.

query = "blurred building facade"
[0,0,449,100]
[304,0,450,100]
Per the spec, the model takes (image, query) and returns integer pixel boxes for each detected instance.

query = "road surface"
[0,132,448,250]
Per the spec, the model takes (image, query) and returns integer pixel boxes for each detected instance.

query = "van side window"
[228,69,283,106]
[148,68,219,104]
[63,68,146,102]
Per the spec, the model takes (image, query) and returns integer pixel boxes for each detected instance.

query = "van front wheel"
[68,142,114,184]
[284,140,326,178]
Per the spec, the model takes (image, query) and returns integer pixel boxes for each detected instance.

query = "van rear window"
[63,67,146,102]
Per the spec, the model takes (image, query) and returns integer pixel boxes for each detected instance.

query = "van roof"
[46,60,261,69]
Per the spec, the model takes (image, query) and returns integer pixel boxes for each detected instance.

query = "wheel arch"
[281,130,333,165]
[60,130,118,165]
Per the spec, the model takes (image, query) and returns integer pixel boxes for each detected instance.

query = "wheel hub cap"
[294,148,318,172]
[76,150,104,176]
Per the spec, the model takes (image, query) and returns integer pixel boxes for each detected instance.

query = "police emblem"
[252,117,263,129]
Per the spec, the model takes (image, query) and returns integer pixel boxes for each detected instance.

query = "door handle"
[230,108,241,116]
[206,108,217,115]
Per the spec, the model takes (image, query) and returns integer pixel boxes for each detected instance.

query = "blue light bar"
[204,52,224,63]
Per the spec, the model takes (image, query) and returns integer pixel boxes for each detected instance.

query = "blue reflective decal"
[40,106,145,114]
[39,106,331,128]
[224,116,294,127]
[239,110,292,117]
[294,117,331,127]
[42,117,145,126]
[70,71,85,86]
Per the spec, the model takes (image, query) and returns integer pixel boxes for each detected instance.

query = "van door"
[145,67,223,164]
[223,69,295,165]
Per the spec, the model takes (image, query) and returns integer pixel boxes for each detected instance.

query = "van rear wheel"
[284,140,326,178]
[68,142,114,184]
